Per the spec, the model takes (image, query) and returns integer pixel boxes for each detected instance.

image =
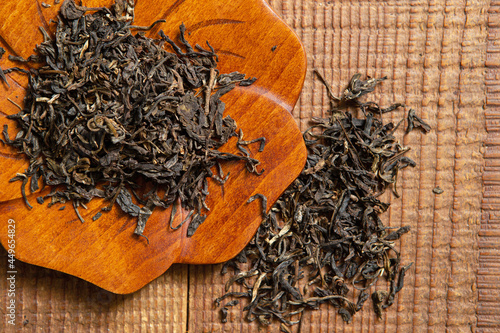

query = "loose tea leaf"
[433,186,444,195]
[406,108,431,134]
[3,0,265,240]
[218,73,420,326]
[0,47,9,88]
[247,193,267,218]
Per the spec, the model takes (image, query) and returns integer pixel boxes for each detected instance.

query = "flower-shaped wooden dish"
[0,0,306,293]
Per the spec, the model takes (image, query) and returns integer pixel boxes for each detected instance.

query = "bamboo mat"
[1,0,498,332]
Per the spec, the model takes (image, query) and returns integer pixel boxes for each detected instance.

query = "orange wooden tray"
[0,0,307,294]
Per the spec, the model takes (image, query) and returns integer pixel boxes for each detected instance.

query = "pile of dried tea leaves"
[217,73,422,326]
[2,0,263,240]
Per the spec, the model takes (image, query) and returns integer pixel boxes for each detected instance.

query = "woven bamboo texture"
[1,0,498,332]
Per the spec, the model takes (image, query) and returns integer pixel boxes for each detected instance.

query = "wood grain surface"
[481,1,500,331]
[1,0,498,332]
[0,0,307,294]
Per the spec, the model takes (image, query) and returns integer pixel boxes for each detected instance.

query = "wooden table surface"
[1,0,499,332]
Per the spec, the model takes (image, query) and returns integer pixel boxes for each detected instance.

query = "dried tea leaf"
[406,108,431,134]
[4,0,265,240]
[217,74,416,327]
[433,186,444,194]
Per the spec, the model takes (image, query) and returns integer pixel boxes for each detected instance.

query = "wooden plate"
[0,0,306,294]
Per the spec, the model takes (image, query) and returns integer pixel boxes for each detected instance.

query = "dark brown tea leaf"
[3,0,265,240]
[217,73,421,327]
